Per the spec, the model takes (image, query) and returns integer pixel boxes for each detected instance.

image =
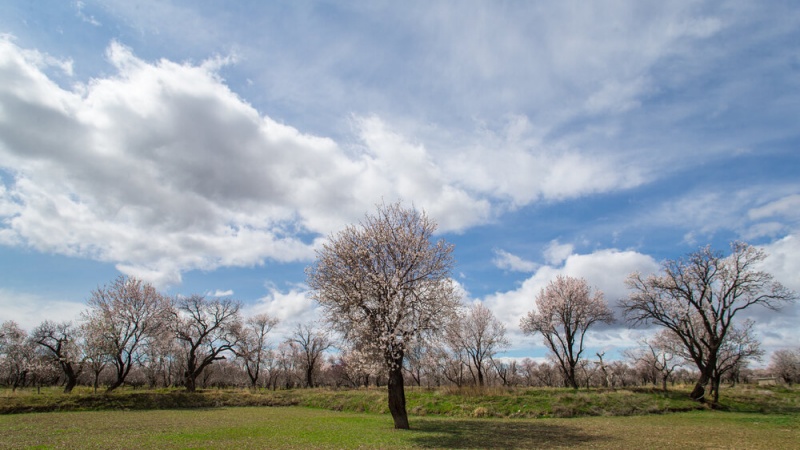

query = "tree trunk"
[387,361,409,430]
[63,375,77,394]
[690,370,711,402]
[185,371,197,392]
[62,364,77,394]
[306,366,314,388]
[106,377,124,393]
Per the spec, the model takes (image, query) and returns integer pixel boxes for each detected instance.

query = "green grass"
[0,406,797,449]
[2,384,798,418]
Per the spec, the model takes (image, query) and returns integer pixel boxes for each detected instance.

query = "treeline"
[0,275,797,394]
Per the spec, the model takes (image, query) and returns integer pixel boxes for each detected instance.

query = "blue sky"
[1,1,798,362]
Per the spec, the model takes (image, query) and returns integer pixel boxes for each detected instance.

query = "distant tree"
[448,303,509,386]
[236,313,278,390]
[83,276,171,392]
[622,242,796,402]
[288,323,331,388]
[307,201,460,429]
[81,321,110,393]
[30,321,84,393]
[769,348,800,385]
[520,275,614,389]
[275,341,302,389]
[171,295,242,392]
[492,358,519,387]
[0,321,34,391]
[626,330,683,391]
[710,320,762,401]
[136,327,178,389]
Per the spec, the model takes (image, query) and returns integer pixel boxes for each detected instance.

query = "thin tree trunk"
[387,361,409,430]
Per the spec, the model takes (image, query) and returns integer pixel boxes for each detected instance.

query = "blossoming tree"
[307,202,460,429]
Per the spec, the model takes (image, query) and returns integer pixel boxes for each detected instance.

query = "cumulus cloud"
[492,249,538,273]
[543,240,574,266]
[482,247,660,347]
[0,289,84,330]
[244,285,319,341]
[0,37,662,287]
[0,39,496,287]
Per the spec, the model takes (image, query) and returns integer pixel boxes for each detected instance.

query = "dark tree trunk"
[690,370,711,402]
[306,366,314,388]
[62,363,78,394]
[387,360,409,430]
[185,371,197,392]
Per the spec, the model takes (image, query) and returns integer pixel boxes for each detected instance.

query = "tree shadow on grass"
[410,418,606,449]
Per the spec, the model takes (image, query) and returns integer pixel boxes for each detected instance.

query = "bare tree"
[289,323,331,388]
[83,276,170,392]
[171,295,242,392]
[520,275,614,389]
[275,341,302,389]
[136,327,179,389]
[770,348,800,385]
[626,330,683,391]
[448,303,509,387]
[81,321,110,393]
[30,321,83,393]
[236,313,278,390]
[711,320,763,401]
[307,201,460,429]
[622,242,796,402]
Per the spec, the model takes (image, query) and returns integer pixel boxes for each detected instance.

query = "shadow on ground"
[410,419,605,449]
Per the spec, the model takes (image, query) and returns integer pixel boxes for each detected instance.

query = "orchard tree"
[0,320,34,391]
[711,320,762,399]
[30,321,83,393]
[307,201,460,429]
[289,323,332,388]
[81,321,110,393]
[770,348,800,385]
[83,276,171,392]
[236,313,278,390]
[520,275,614,389]
[171,295,242,392]
[626,330,683,391]
[622,242,796,402]
[448,303,509,386]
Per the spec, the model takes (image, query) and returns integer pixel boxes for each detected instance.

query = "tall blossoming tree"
[520,275,614,389]
[307,202,460,429]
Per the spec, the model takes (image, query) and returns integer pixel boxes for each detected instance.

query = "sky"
[1,1,798,364]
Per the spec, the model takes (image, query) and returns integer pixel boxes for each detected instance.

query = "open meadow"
[1,385,798,449]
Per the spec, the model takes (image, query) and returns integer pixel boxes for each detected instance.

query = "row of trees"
[306,202,796,428]
[3,309,794,394]
[1,202,796,430]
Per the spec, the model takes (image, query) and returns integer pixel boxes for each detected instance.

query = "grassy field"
[2,384,798,418]
[1,385,798,448]
[0,406,797,449]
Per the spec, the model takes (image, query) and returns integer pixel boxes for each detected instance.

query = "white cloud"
[0,39,495,287]
[0,288,84,330]
[492,249,538,273]
[645,186,800,241]
[483,247,660,347]
[245,285,319,341]
[748,194,800,221]
[208,289,234,298]
[543,240,574,266]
